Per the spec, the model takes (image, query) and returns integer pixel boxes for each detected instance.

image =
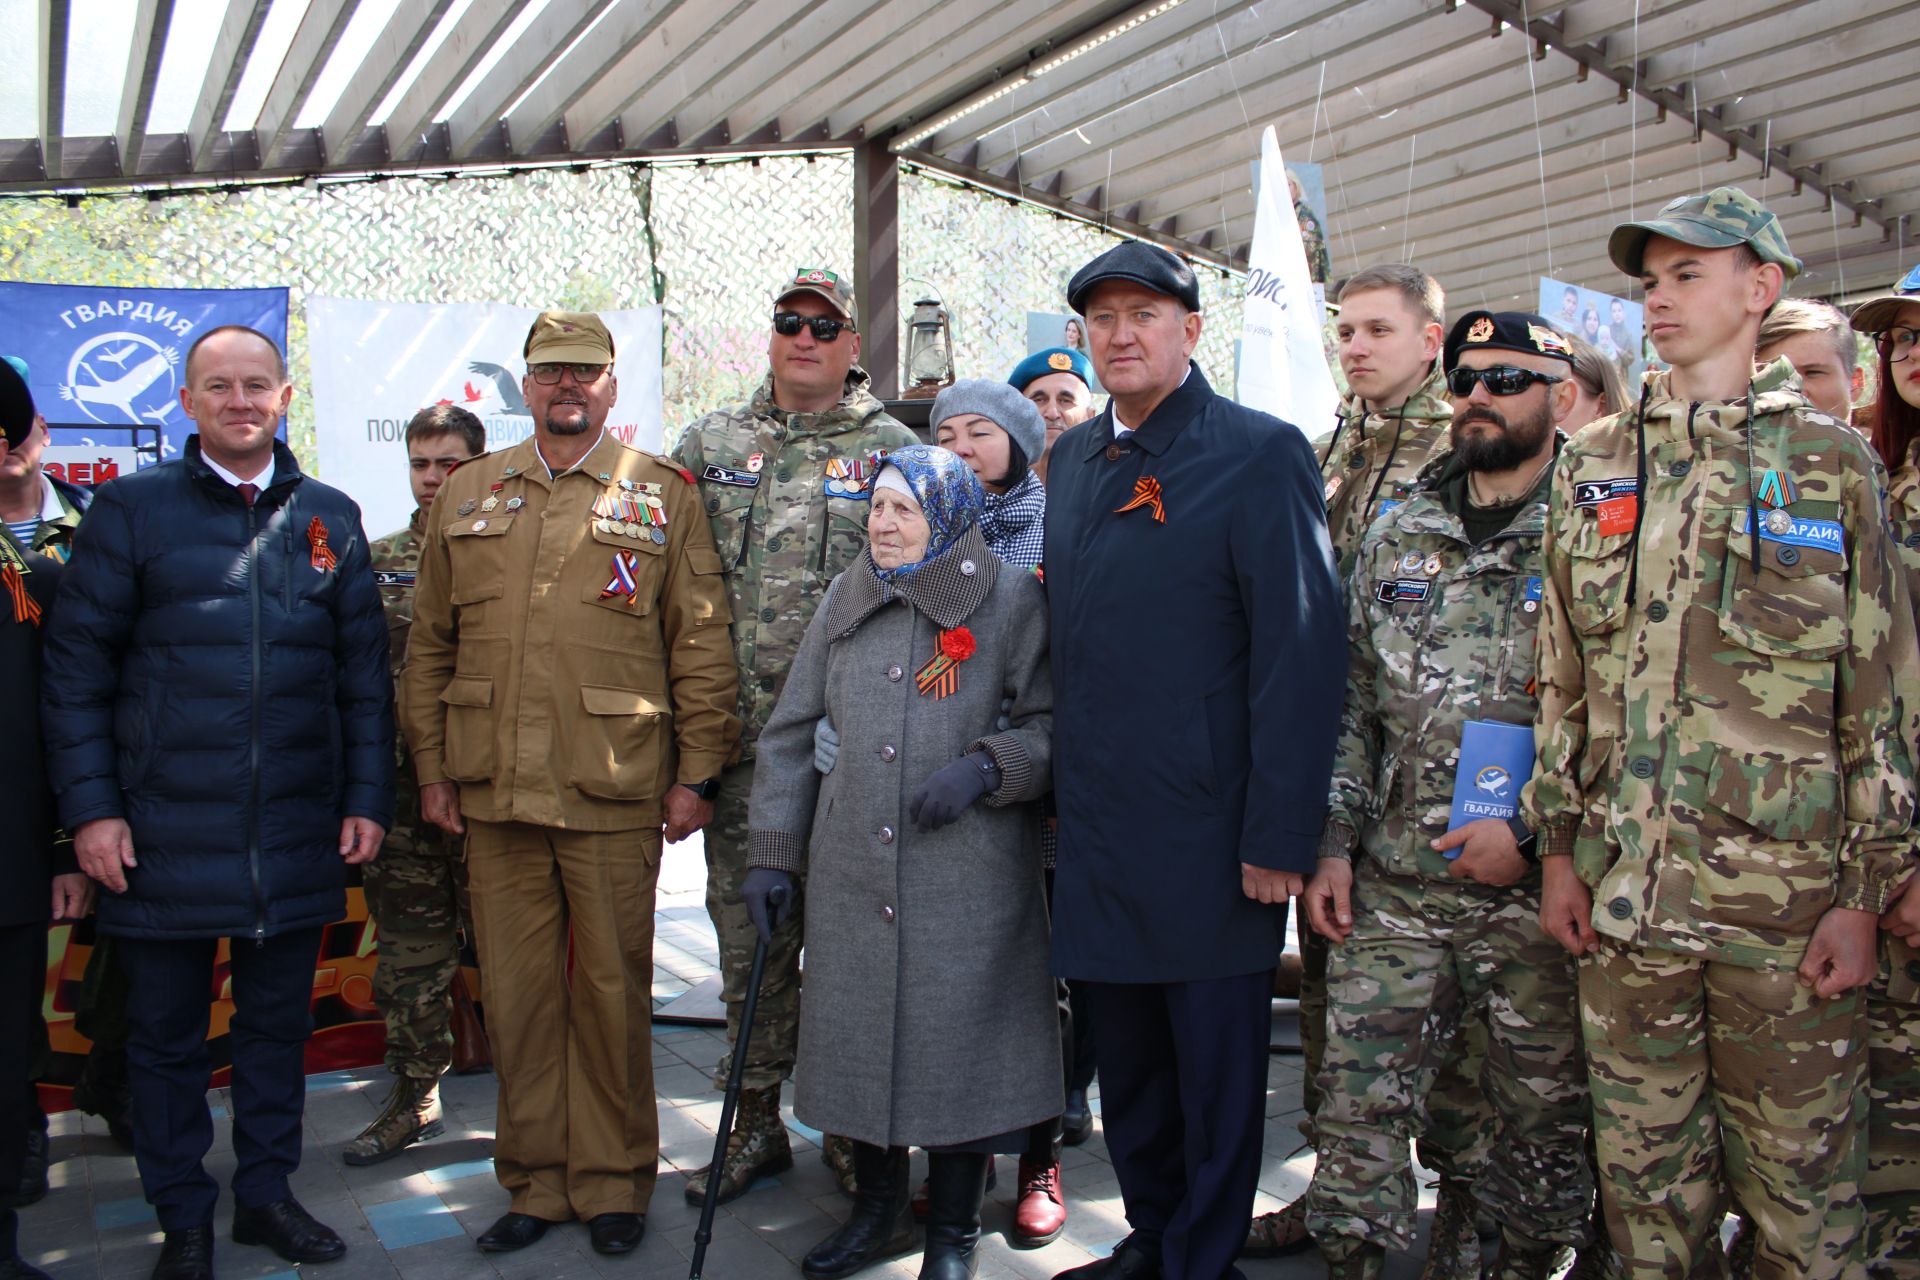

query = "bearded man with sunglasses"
[671,269,916,1205]
[1302,312,1591,1280]
[402,311,740,1256]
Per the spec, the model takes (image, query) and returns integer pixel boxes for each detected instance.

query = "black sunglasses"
[1446,365,1565,397]
[772,311,854,342]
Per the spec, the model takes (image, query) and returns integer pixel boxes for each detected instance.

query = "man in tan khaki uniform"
[401,312,740,1257]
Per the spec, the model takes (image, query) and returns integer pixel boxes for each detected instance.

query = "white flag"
[1237,127,1340,435]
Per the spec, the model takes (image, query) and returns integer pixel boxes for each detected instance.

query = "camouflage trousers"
[362,827,470,1080]
[704,757,805,1092]
[1297,906,1494,1189]
[1306,866,1590,1253]
[1581,942,1866,1280]
[1865,950,1920,1278]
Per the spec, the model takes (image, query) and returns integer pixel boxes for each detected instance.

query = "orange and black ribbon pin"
[1115,475,1166,523]
[3,562,40,626]
[307,516,338,573]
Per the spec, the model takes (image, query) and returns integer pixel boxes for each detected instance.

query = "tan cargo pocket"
[569,684,667,800]
[447,515,514,606]
[580,523,664,615]
[1564,523,1632,637]
[1692,746,1839,935]
[438,674,496,782]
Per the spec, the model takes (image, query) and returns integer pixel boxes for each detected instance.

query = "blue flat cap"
[1067,241,1201,315]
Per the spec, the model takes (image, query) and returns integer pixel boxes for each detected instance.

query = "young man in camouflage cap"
[1527,187,1920,1278]
[344,404,485,1166]
[671,267,917,1205]
[1304,311,1592,1280]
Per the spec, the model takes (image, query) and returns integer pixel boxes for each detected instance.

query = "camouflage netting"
[0,155,1245,471]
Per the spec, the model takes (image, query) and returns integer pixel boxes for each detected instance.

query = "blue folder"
[1446,720,1538,853]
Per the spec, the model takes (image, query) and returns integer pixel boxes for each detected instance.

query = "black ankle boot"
[801,1142,916,1280]
[920,1154,989,1280]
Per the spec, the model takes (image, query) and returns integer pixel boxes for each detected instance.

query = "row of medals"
[593,479,668,545]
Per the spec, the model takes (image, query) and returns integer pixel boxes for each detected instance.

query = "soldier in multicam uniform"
[344,404,485,1166]
[1251,264,1486,1269]
[671,268,918,1205]
[1304,311,1592,1280]
[1527,189,1920,1279]
[1847,269,1920,1279]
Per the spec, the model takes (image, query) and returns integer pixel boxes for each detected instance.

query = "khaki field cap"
[1608,186,1804,281]
[524,311,615,363]
[1849,263,1920,335]
[776,267,858,327]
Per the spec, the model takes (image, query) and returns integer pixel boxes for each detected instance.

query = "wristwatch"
[683,778,721,801]
[1506,813,1539,863]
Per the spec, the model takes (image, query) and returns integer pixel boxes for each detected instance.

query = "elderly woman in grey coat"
[742,444,1058,1280]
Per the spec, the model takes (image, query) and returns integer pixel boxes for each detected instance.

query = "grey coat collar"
[819,525,1000,638]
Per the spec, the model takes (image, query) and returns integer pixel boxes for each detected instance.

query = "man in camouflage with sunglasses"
[671,268,917,1204]
[1527,187,1920,1278]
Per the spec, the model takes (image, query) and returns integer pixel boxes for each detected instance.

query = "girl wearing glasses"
[1847,263,1920,1277]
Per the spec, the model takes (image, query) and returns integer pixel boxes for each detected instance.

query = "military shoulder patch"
[1374,578,1431,603]
[701,463,760,487]
[1573,477,1640,507]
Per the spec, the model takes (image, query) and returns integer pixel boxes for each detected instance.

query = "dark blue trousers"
[118,928,322,1230]
[1086,969,1274,1280]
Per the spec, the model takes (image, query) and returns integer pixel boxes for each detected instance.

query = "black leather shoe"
[476,1212,551,1253]
[1061,1090,1094,1146]
[15,1128,47,1205]
[150,1225,214,1280]
[587,1213,644,1255]
[231,1198,345,1264]
[1051,1236,1162,1280]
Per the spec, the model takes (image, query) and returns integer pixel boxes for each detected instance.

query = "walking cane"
[689,883,790,1280]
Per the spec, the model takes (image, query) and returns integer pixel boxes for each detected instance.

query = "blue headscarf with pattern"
[870,443,984,582]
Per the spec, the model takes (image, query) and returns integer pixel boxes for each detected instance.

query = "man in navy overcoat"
[1044,242,1345,1280]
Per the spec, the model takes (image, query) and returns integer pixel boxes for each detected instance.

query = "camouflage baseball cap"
[776,266,858,327]
[523,311,615,363]
[1608,186,1803,281]
[1848,262,1920,335]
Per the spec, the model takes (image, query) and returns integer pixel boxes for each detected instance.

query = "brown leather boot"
[342,1075,442,1166]
[684,1084,794,1206]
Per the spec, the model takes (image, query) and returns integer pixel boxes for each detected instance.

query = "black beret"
[1444,310,1575,371]
[0,357,34,449]
[1067,241,1202,315]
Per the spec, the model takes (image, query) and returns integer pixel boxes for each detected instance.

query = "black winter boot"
[919,1154,989,1280]
[801,1142,916,1280]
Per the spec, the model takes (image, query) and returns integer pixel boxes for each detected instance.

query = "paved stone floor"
[16,841,1460,1280]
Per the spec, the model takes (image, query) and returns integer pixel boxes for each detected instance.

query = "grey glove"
[814,717,840,774]
[742,868,795,944]
[908,751,1001,832]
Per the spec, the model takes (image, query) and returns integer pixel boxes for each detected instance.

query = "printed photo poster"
[1539,277,1645,383]
[309,297,664,539]
[1025,311,1102,393]
[1285,162,1332,285]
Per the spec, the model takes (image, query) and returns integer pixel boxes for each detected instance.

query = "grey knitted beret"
[930,378,1046,466]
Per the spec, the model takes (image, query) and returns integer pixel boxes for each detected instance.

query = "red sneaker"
[1013,1158,1066,1246]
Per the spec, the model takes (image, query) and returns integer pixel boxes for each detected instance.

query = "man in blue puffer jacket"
[41,325,393,1280]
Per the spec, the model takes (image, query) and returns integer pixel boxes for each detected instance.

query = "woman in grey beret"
[742,445,1058,1280]
[931,379,1048,569]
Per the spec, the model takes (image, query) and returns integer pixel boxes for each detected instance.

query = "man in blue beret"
[1010,348,1099,486]
[1043,239,1345,1280]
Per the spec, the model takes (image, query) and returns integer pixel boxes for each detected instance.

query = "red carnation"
[941,627,976,662]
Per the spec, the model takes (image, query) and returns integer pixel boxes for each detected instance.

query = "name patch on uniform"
[1375,578,1431,603]
[374,570,416,587]
[1573,477,1640,507]
[702,464,761,487]
[1735,508,1846,555]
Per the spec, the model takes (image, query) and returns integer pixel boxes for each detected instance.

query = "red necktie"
[238,483,259,507]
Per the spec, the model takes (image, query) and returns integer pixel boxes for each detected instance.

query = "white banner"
[1237,127,1340,436]
[309,297,664,540]
[44,445,142,486]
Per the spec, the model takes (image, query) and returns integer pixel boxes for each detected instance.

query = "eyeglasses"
[1875,326,1919,363]
[773,311,854,342]
[1446,365,1565,397]
[528,362,609,385]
